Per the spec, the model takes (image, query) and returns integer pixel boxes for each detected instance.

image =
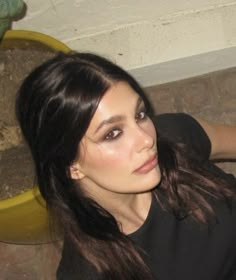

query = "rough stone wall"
[145,67,236,175]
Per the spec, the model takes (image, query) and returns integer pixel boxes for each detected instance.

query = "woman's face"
[71,81,161,199]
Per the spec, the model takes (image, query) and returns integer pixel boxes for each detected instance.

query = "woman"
[16,52,236,280]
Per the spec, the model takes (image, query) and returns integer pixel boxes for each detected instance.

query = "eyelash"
[103,107,148,141]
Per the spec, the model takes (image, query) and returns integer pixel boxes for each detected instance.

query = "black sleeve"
[152,113,211,162]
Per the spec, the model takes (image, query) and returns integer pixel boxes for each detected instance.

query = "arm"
[154,113,236,162]
[194,117,236,160]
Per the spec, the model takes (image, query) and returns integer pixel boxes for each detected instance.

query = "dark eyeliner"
[103,128,122,141]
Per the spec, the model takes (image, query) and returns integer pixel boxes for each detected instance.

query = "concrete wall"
[13,0,236,86]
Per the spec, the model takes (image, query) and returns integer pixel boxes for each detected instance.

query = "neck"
[80,178,152,234]
[114,192,152,234]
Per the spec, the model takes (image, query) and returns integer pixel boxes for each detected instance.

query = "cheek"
[82,144,129,172]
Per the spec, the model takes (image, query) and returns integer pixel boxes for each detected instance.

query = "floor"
[0,241,61,280]
[1,67,236,280]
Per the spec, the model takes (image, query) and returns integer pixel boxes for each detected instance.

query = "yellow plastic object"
[0,30,70,244]
[0,29,71,53]
[0,188,52,244]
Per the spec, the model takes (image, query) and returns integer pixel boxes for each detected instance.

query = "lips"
[134,154,158,174]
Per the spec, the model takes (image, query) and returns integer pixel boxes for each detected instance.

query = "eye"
[136,108,147,121]
[104,129,122,141]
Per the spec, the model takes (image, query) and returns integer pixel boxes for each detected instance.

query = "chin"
[140,167,162,192]
[149,165,161,181]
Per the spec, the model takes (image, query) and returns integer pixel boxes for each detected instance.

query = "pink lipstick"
[134,154,158,174]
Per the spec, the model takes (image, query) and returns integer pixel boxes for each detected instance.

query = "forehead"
[89,81,140,128]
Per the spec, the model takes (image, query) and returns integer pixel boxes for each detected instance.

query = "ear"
[69,161,85,180]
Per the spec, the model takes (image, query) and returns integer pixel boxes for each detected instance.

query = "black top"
[57,113,236,280]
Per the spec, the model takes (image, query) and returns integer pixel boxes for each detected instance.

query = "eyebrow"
[94,96,143,134]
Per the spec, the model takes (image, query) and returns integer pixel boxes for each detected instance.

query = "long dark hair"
[16,52,235,279]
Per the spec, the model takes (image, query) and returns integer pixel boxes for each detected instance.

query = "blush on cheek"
[85,148,124,170]
[98,145,128,163]
[101,152,125,167]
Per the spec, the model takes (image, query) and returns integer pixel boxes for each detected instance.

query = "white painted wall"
[13,0,236,86]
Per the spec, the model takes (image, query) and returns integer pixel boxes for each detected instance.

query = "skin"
[70,82,161,234]
[194,117,236,160]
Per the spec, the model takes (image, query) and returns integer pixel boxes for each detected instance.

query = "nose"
[134,124,155,152]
